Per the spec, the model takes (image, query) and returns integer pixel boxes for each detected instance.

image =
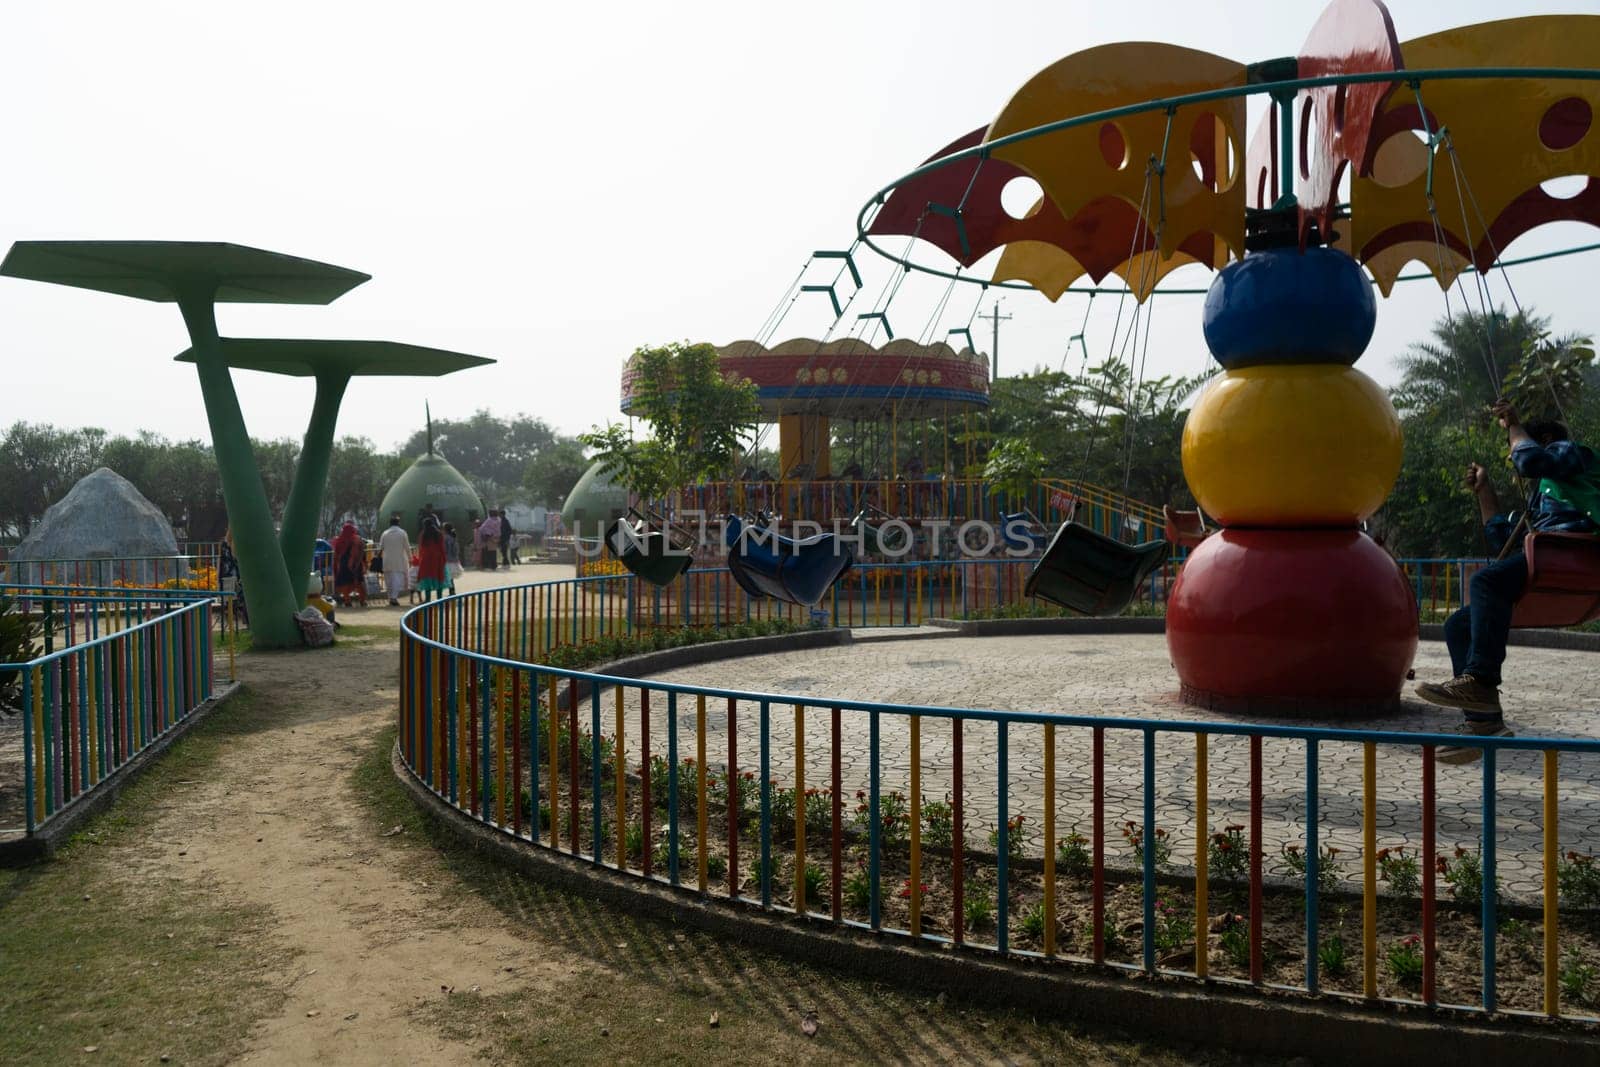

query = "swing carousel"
[846,0,1600,711]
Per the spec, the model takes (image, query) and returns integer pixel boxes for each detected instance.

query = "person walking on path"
[378,514,412,606]
[476,511,501,570]
[499,509,516,567]
[415,517,450,602]
[443,522,462,594]
[332,522,367,607]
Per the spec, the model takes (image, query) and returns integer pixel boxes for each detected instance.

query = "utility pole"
[978,300,1012,381]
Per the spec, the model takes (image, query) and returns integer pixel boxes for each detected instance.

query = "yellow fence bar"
[795,703,806,916]
[1043,722,1056,957]
[1195,733,1208,979]
[1363,741,1377,999]
[697,694,708,893]
[1545,749,1560,1017]
[615,685,627,868]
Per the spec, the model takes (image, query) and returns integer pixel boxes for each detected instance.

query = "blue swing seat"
[724,514,853,607]
[1024,521,1170,616]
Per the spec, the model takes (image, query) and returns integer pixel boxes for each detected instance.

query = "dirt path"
[128,639,548,1064]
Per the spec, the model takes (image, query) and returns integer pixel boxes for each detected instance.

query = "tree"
[0,422,107,537]
[322,435,390,532]
[580,341,760,506]
[524,437,590,507]
[398,410,559,493]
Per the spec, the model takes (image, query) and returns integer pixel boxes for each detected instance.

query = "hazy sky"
[2,0,1595,453]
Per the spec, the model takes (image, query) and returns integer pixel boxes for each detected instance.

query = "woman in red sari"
[332,522,367,607]
[416,516,450,601]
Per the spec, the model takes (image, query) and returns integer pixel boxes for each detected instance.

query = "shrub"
[624,821,644,859]
[1377,846,1420,897]
[1153,897,1194,956]
[1121,820,1173,872]
[1559,851,1600,908]
[1561,951,1596,1004]
[1386,935,1424,985]
[844,864,871,910]
[1020,902,1048,942]
[1439,847,1501,914]
[852,789,910,849]
[705,853,728,880]
[1217,913,1250,968]
[1318,935,1348,976]
[802,862,826,903]
[1208,824,1248,883]
[964,892,994,931]
[923,795,955,849]
[1056,828,1091,877]
[1277,843,1343,896]
[0,594,43,710]
[802,787,833,837]
[987,814,1027,864]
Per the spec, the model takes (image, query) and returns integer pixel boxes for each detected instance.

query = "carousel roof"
[619,338,990,420]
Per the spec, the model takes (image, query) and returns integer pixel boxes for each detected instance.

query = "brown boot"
[1415,674,1502,715]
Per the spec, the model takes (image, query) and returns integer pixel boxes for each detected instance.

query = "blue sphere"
[1202,246,1376,369]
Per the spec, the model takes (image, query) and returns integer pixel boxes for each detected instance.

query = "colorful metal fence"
[398,575,1600,1022]
[2,589,227,835]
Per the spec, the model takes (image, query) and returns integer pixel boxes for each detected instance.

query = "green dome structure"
[380,412,485,539]
[560,460,628,538]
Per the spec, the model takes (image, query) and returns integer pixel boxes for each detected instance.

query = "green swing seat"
[1024,521,1170,616]
[604,515,694,587]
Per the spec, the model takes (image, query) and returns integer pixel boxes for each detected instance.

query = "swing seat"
[724,514,853,607]
[850,509,911,556]
[1163,505,1210,549]
[999,511,1050,554]
[1024,522,1170,617]
[604,516,694,587]
[1509,531,1600,628]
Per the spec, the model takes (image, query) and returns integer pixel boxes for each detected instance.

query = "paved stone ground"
[610,633,1600,899]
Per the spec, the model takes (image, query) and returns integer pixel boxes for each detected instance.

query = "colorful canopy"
[868,1,1600,302]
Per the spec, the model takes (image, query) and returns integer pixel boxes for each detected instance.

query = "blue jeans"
[1442,551,1529,704]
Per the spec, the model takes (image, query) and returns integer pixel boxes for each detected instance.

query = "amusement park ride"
[603,0,1600,712]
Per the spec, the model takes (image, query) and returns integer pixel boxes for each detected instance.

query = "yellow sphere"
[1182,364,1401,526]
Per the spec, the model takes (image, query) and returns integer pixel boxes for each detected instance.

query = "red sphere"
[1166,528,1419,713]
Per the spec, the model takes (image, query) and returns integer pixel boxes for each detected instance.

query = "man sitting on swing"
[1416,400,1598,762]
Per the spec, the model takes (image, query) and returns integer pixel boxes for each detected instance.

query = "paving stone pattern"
[605,634,1600,899]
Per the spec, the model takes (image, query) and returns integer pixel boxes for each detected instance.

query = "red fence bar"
[831,704,842,922]
[1422,744,1437,1005]
[952,716,965,945]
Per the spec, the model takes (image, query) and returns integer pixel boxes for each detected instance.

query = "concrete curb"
[0,680,243,867]
[392,743,1598,1065]
[930,616,1600,652]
